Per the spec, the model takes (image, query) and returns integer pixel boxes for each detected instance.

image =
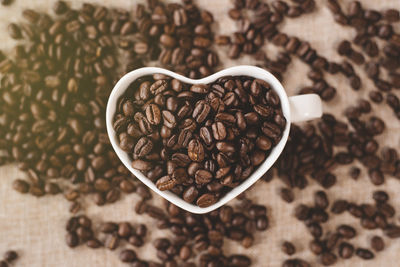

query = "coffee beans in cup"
[113,74,286,207]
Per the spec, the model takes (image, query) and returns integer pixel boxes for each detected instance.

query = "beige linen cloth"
[1,0,400,266]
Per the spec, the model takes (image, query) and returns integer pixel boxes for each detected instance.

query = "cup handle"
[288,94,323,123]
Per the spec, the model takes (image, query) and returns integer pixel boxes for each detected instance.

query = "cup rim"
[106,65,291,214]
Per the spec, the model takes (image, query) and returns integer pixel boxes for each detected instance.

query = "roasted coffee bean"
[1,0,13,6]
[212,122,227,141]
[162,110,177,129]
[355,248,374,260]
[188,139,205,162]
[384,225,400,238]
[371,236,385,252]
[193,100,211,124]
[156,176,176,191]
[146,104,161,125]
[337,225,356,239]
[197,193,216,208]
[4,250,18,262]
[183,186,198,203]
[132,160,152,171]
[53,1,68,14]
[8,23,22,39]
[308,239,323,255]
[200,127,213,146]
[172,168,188,184]
[190,84,210,94]
[66,232,79,248]
[320,252,337,266]
[120,249,137,262]
[195,169,213,184]
[86,239,102,249]
[228,255,251,267]
[281,241,296,255]
[279,188,294,203]
[368,169,384,185]
[373,191,389,203]
[349,167,360,180]
[134,137,153,157]
[384,9,399,22]
[314,191,329,209]
[339,242,354,259]
[12,179,30,193]
[294,204,310,221]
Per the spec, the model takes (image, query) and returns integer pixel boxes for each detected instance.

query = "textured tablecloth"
[1,0,400,266]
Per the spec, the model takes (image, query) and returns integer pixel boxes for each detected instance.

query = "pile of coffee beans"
[291,189,400,265]
[113,75,286,207]
[0,250,18,267]
[65,197,264,266]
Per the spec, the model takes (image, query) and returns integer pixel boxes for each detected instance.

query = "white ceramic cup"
[106,66,322,214]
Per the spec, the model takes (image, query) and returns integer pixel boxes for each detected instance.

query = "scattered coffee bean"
[0,0,12,6]
[3,250,17,262]
[370,236,385,252]
[281,241,296,255]
[339,242,354,259]
[279,188,294,203]
[355,248,374,260]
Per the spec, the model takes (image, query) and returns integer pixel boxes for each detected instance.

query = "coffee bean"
[156,176,176,191]
[320,252,337,266]
[368,169,384,185]
[384,225,400,238]
[120,249,137,262]
[192,100,211,124]
[308,222,322,238]
[0,0,13,6]
[314,191,329,209]
[12,179,30,193]
[8,23,22,39]
[105,234,119,250]
[349,167,360,179]
[146,104,161,125]
[99,222,117,233]
[195,170,213,184]
[228,255,251,267]
[86,239,102,249]
[383,9,399,22]
[134,137,153,157]
[4,250,18,262]
[309,239,323,255]
[337,225,356,239]
[162,110,177,129]
[211,122,227,141]
[355,248,374,260]
[182,186,198,203]
[132,160,152,171]
[371,236,384,252]
[188,139,205,162]
[339,242,354,259]
[294,204,310,221]
[66,232,79,248]
[279,188,294,203]
[281,241,296,255]
[373,191,389,203]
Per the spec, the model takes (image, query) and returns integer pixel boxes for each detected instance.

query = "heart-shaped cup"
[106,66,322,214]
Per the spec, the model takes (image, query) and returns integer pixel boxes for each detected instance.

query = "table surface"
[1,0,400,266]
